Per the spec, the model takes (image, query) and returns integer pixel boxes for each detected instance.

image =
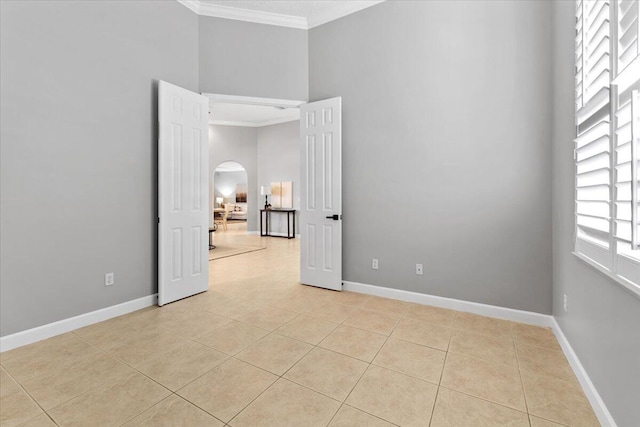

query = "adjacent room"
[1,1,639,426]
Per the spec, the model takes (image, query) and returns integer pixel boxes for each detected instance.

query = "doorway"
[206,94,303,263]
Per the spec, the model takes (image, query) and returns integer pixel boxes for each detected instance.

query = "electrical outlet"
[563,294,568,312]
[416,264,423,275]
[372,259,379,270]
[105,273,115,287]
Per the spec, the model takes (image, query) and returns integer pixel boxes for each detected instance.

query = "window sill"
[572,252,640,300]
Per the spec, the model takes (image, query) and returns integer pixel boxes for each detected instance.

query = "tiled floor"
[1,223,600,426]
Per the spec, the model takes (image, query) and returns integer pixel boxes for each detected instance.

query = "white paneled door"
[158,81,209,306]
[300,97,343,291]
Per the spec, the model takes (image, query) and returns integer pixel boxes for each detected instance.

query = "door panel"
[159,81,209,305]
[300,97,342,291]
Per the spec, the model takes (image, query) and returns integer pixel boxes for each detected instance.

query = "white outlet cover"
[105,273,115,286]
[372,259,379,270]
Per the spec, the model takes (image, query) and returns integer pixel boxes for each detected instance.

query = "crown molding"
[178,0,307,29]
[306,1,385,28]
[177,0,385,30]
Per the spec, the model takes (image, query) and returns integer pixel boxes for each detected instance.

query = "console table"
[260,209,296,239]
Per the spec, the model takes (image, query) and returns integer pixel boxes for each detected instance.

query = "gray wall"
[0,0,199,336]
[209,125,258,232]
[551,1,640,425]
[213,170,248,204]
[309,0,553,313]
[199,16,308,101]
[257,121,301,235]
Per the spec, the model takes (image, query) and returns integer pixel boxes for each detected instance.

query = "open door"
[158,81,209,305]
[300,97,342,291]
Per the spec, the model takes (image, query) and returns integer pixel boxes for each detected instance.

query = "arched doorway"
[212,161,248,233]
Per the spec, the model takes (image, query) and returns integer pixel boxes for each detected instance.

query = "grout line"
[512,327,532,418]
[436,385,532,416]
[1,366,53,425]
[116,393,175,427]
[426,311,457,427]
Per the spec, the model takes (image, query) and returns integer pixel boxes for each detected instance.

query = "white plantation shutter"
[577,0,611,124]
[575,0,612,266]
[575,0,640,296]
[617,0,639,74]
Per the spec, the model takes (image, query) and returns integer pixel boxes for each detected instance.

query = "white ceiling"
[179,0,385,29]
[209,102,300,127]
[214,161,246,172]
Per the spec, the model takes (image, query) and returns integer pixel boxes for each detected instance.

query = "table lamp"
[260,185,271,209]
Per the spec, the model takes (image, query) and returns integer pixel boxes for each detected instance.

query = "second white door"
[300,97,342,291]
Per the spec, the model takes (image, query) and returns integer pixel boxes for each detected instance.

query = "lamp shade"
[260,185,271,196]
[216,197,223,204]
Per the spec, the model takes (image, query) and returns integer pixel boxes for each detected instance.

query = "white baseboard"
[551,318,617,427]
[343,280,615,426]
[0,294,158,353]
[342,281,553,327]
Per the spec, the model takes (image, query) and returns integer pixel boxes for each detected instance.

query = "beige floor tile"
[361,296,409,318]
[159,310,233,339]
[105,329,191,368]
[529,415,567,426]
[372,338,445,384]
[275,314,339,345]
[328,405,395,427]
[236,307,299,331]
[0,333,81,363]
[230,378,340,427]
[196,320,269,355]
[454,312,512,338]
[2,334,100,383]
[511,323,560,350]
[122,395,224,426]
[449,330,517,366]
[267,293,327,313]
[17,414,57,427]
[405,303,457,328]
[516,343,574,382]
[206,299,263,319]
[73,315,160,348]
[441,353,526,411]
[322,290,370,307]
[522,371,599,426]
[318,325,387,362]
[0,368,44,427]
[21,351,134,410]
[346,365,437,427]
[284,347,368,401]
[391,317,451,351]
[177,358,277,423]
[236,333,313,375]
[137,341,228,391]
[343,308,399,336]
[304,301,359,323]
[48,372,170,427]
[431,387,529,426]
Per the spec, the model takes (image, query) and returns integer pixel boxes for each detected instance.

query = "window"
[575,0,640,296]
